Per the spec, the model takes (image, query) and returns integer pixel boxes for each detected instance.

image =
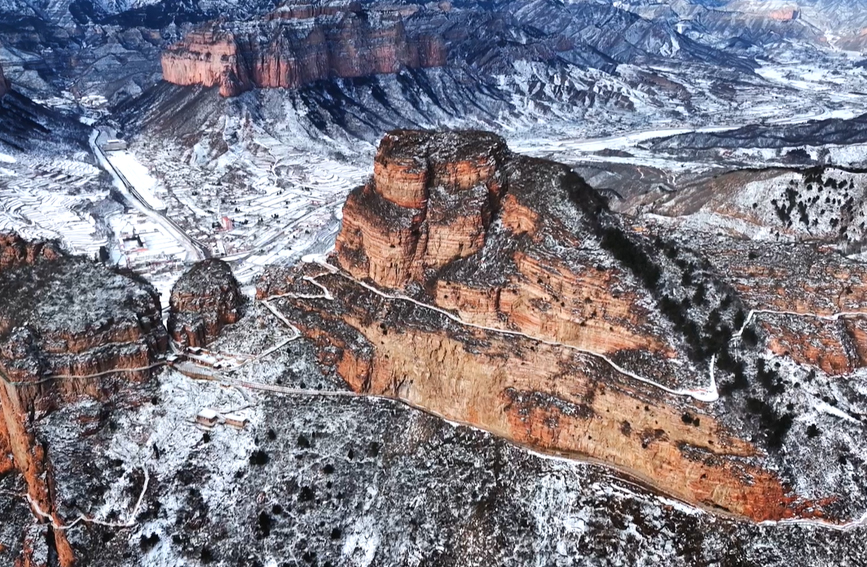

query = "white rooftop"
[198,408,219,420]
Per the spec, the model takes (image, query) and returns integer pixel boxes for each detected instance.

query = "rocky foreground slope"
[260,129,867,523]
[0,232,168,567]
[161,3,446,96]
[2,135,867,565]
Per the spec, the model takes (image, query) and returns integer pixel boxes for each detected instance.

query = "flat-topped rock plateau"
[161,2,446,96]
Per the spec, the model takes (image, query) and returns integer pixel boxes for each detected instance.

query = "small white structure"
[196,408,219,428]
[102,139,128,152]
[223,413,249,429]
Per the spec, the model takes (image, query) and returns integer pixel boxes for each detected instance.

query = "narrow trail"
[240,256,867,531]
[11,259,867,533]
[25,470,150,531]
[257,259,867,407]
[734,308,867,339]
[0,363,169,387]
[267,258,722,402]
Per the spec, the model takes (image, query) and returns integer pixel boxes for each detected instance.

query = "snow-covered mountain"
[617,0,867,51]
[5,3,867,565]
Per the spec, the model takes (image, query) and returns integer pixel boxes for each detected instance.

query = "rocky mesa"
[0,233,168,410]
[259,130,867,524]
[168,258,243,348]
[161,2,447,97]
[0,232,168,567]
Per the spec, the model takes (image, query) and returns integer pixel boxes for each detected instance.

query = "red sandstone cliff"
[333,131,677,360]
[0,233,168,567]
[0,233,61,271]
[161,4,446,97]
[168,258,243,347]
[257,130,862,523]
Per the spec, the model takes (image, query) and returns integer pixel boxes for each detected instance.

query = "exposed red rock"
[168,258,242,347]
[707,242,867,375]
[337,130,508,287]
[161,4,446,97]
[765,7,800,21]
[259,130,862,523]
[0,233,169,567]
[335,130,675,358]
[0,244,168,411]
[1,382,75,567]
[0,233,61,272]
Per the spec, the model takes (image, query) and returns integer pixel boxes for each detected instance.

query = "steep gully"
[0,386,143,567]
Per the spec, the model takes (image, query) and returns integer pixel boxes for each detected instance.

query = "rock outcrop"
[259,130,867,524]
[0,237,168,411]
[0,62,8,98]
[168,258,242,347]
[337,131,509,287]
[0,233,168,567]
[161,3,447,97]
[0,233,61,272]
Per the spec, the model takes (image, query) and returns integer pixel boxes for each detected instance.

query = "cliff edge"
[161,3,446,96]
[259,130,867,523]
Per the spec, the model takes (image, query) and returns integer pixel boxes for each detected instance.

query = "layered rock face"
[0,232,61,271]
[161,3,447,97]
[0,237,168,411]
[260,132,788,519]
[257,130,864,522]
[0,233,168,567]
[168,258,242,347]
[703,241,867,375]
[0,231,169,410]
[337,131,508,287]
[334,130,676,358]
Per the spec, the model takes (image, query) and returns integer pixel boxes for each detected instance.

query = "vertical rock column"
[168,259,243,348]
[335,130,510,288]
[0,380,75,567]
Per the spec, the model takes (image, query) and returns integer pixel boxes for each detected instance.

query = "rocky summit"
[0,232,168,405]
[168,259,243,348]
[0,232,167,567]
[260,130,867,524]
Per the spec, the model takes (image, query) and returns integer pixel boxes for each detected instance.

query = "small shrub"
[249,450,269,466]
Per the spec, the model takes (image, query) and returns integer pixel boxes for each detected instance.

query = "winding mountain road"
[89,129,209,262]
